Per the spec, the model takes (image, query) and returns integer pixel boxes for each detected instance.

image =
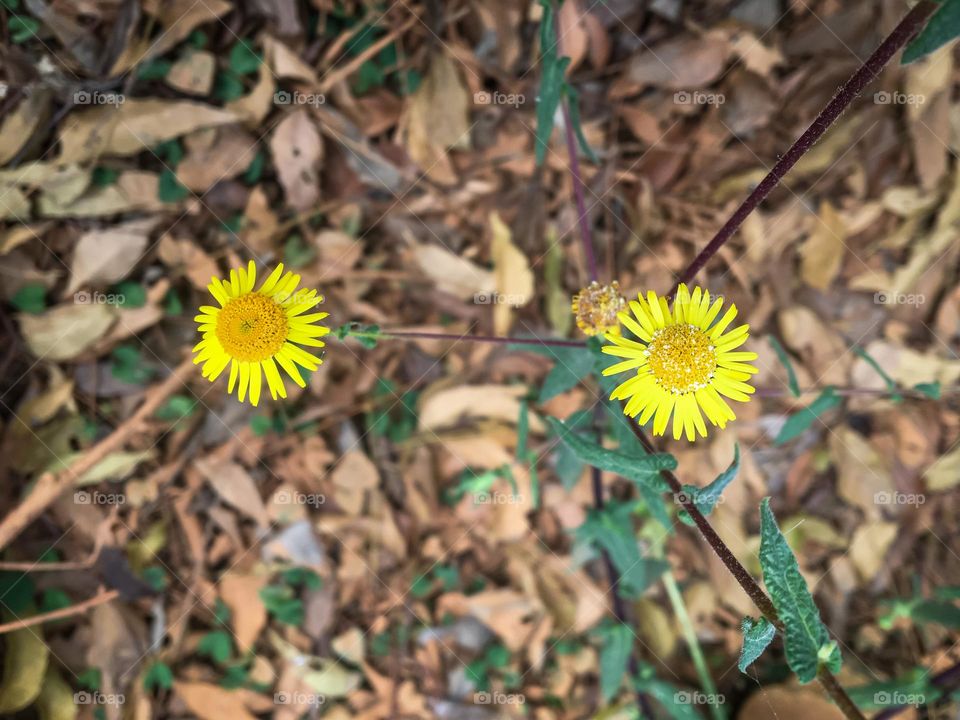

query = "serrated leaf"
[774,388,842,445]
[680,444,740,525]
[738,616,776,673]
[547,417,676,489]
[759,498,840,683]
[768,336,800,397]
[902,0,960,64]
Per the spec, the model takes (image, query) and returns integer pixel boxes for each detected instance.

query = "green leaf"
[533,0,569,166]
[738,616,776,673]
[538,346,594,402]
[213,71,246,102]
[143,661,174,691]
[547,417,676,489]
[679,444,740,524]
[553,410,590,490]
[196,630,233,664]
[158,169,190,203]
[576,503,669,598]
[759,498,840,683]
[163,288,183,316]
[76,668,102,691]
[280,567,322,590]
[903,0,960,64]
[910,599,960,628]
[11,283,46,314]
[0,0,21,11]
[154,139,183,166]
[229,40,262,75]
[10,15,39,43]
[597,622,633,703]
[853,346,902,402]
[768,336,800,397]
[137,59,172,80]
[111,344,156,384]
[914,381,941,399]
[563,83,598,163]
[141,566,168,591]
[91,166,120,187]
[155,395,196,423]
[111,281,147,308]
[243,150,266,184]
[259,585,303,626]
[774,388,842,445]
[38,588,71,614]
[846,668,937,709]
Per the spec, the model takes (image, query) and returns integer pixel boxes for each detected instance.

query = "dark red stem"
[672,0,938,295]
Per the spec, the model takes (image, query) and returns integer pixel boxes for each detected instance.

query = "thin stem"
[660,563,725,720]
[554,1,599,282]
[344,328,587,348]
[672,0,938,294]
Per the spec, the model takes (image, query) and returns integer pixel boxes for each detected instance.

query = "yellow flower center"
[215,293,289,362]
[646,323,717,394]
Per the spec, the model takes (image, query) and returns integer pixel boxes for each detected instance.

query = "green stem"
[660,564,725,720]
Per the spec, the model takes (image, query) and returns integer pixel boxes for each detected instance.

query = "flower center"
[646,323,717,394]
[215,293,289,362]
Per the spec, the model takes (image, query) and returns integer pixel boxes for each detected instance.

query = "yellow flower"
[193,260,330,406]
[571,280,626,336]
[602,285,758,441]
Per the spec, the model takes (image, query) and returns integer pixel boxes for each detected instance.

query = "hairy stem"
[343,328,586,348]
[672,0,938,294]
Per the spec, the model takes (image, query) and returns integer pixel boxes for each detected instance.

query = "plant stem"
[660,565,725,720]
[554,1,599,282]
[628,421,866,719]
[343,328,586,348]
[671,0,938,295]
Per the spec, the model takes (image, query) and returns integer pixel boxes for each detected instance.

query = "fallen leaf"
[0,623,49,713]
[65,217,159,294]
[19,303,116,360]
[411,243,494,300]
[174,682,258,720]
[849,521,898,580]
[270,109,323,211]
[58,99,237,163]
[419,384,544,433]
[800,200,846,290]
[219,573,268,653]
[490,211,534,335]
[196,459,270,528]
[166,49,216,96]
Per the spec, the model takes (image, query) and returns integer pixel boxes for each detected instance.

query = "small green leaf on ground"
[768,336,800,397]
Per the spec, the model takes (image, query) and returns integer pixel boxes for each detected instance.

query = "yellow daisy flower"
[193,260,330,406]
[571,280,626,336]
[602,284,758,441]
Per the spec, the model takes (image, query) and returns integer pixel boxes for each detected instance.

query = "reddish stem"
[672,0,938,295]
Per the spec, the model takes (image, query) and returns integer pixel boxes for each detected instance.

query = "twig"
[0,588,119,635]
[672,0,938,294]
[0,356,194,553]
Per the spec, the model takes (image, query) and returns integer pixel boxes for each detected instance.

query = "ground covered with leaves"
[1,0,960,719]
